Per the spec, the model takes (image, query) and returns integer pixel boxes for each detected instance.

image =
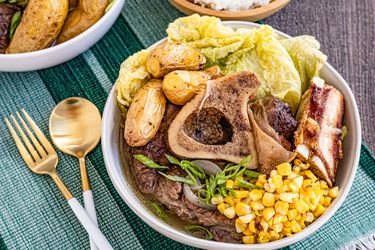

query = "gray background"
[263,0,375,152]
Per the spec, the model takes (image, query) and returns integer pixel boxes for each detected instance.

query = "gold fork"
[5,109,113,250]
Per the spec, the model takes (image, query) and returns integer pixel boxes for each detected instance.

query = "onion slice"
[183,183,216,210]
[192,160,222,175]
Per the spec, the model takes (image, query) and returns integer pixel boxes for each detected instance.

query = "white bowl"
[0,0,125,72]
[101,22,361,249]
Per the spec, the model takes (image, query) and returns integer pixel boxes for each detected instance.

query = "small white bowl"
[102,22,361,249]
[0,0,125,72]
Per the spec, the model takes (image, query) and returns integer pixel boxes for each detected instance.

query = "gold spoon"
[49,97,101,250]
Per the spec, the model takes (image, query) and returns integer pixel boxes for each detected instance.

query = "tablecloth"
[1,0,375,249]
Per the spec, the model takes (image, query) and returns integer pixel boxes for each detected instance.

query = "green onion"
[184,225,213,240]
[9,11,21,40]
[149,202,168,222]
[237,179,263,190]
[158,172,196,185]
[244,169,261,178]
[133,154,169,169]
[181,160,206,180]
[165,154,181,165]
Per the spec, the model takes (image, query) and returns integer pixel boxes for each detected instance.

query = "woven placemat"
[1,1,374,249]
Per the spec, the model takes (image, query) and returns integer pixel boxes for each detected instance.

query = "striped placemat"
[0,0,374,249]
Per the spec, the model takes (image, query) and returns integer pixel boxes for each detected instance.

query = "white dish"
[0,0,125,72]
[101,21,361,249]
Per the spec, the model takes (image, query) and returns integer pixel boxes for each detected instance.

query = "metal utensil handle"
[84,190,99,250]
[68,198,113,250]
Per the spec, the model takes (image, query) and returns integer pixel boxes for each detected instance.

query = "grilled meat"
[294,77,344,187]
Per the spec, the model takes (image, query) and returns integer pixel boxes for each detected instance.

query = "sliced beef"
[210,225,242,243]
[0,4,19,53]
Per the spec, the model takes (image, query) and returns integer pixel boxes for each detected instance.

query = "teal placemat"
[1,1,374,249]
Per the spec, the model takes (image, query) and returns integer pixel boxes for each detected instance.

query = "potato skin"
[57,0,108,44]
[125,79,167,147]
[162,70,208,105]
[146,41,206,78]
[6,0,69,54]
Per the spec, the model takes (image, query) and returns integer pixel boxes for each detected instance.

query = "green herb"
[165,154,205,182]
[158,171,197,185]
[184,225,213,240]
[236,179,263,190]
[149,202,168,222]
[9,11,21,40]
[133,154,169,170]
[244,169,261,178]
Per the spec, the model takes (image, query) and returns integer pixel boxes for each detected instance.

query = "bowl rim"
[169,0,291,18]
[102,21,361,249]
[0,0,125,58]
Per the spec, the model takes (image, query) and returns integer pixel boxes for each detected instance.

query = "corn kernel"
[235,202,251,216]
[211,196,224,204]
[303,179,312,189]
[276,185,288,194]
[235,218,248,233]
[262,207,275,221]
[234,176,244,188]
[269,230,280,241]
[299,189,310,202]
[242,227,253,236]
[242,197,252,204]
[329,187,339,198]
[294,213,302,221]
[273,222,283,233]
[273,213,283,224]
[235,190,249,199]
[270,170,278,177]
[289,183,299,193]
[322,189,329,196]
[305,212,314,223]
[293,176,303,188]
[250,200,265,210]
[275,201,289,215]
[225,179,234,189]
[280,192,294,203]
[258,174,267,184]
[282,226,291,234]
[243,235,256,244]
[260,219,269,232]
[290,220,302,233]
[249,220,257,233]
[313,204,326,217]
[281,215,288,222]
[305,170,318,182]
[320,180,328,189]
[294,199,310,213]
[323,197,332,207]
[254,210,262,217]
[239,213,255,224]
[257,231,270,243]
[264,183,276,193]
[287,209,298,220]
[249,189,263,201]
[255,181,264,188]
[272,175,283,189]
[288,172,298,180]
[262,192,275,207]
[293,159,303,167]
[293,166,301,173]
[224,196,235,207]
[277,163,292,176]
[223,206,236,219]
[300,162,310,170]
[217,203,227,214]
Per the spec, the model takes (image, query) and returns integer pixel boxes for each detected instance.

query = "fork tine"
[21,109,55,154]
[10,115,40,161]
[16,111,47,158]
[5,118,35,166]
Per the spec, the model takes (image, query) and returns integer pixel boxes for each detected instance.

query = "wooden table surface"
[263,0,375,152]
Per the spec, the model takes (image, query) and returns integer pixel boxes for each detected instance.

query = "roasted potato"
[6,0,69,54]
[146,41,206,78]
[204,65,224,79]
[57,0,108,44]
[162,70,208,105]
[125,79,167,147]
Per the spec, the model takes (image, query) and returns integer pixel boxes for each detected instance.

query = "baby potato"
[162,70,208,105]
[6,0,69,53]
[146,41,206,78]
[125,79,167,147]
[57,0,108,43]
[204,65,224,79]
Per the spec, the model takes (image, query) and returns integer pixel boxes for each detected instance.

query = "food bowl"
[0,0,125,72]
[169,0,291,21]
[101,22,361,249]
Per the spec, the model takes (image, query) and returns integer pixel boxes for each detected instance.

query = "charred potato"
[6,0,69,54]
[125,79,167,147]
[146,41,206,78]
[162,70,208,105]
[57,0,108,44]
